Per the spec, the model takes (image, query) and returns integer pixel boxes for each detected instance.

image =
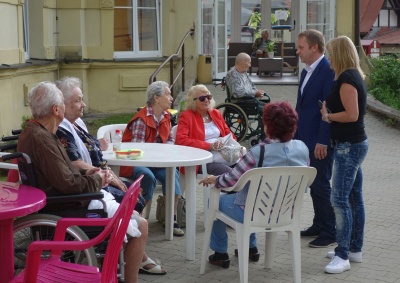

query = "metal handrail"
[149,26,195,96]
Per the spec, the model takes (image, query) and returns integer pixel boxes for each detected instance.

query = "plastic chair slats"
[200,167,317,283]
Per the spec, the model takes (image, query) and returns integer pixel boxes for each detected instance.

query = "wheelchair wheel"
[216,103,249,142]
[248,135,261,147]
[13,214,97,275]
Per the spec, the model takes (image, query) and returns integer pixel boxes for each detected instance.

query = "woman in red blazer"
[176,84,237,175]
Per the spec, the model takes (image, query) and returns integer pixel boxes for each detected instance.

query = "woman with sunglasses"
[175,84,237,175]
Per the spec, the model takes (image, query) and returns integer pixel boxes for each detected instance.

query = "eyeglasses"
[193,94,213,102]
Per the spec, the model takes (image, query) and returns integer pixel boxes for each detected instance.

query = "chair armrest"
[46,192,104,203]
[24,230,103,282]
[53,217,111,241]
[1,135,19,142]
[0,143,17,152]
[24,217,111,282]
[235,96,258,102]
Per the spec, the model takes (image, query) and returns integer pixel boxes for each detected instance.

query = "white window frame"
[23,0,30,60]
[114,0,162,59]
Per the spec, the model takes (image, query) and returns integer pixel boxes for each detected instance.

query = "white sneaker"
[326,250,362,263]
[325,256,351,274]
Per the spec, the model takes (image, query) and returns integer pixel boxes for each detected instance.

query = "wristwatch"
[324,113,331,123]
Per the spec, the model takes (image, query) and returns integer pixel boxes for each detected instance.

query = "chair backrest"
[221,77,233,102]
[228,42,253,57]
[100,175,142,282]
[97,124,127,142]
[234,167,316,230]
[1,152,37,187]
[170,125,178,140]
[0,152,19,170]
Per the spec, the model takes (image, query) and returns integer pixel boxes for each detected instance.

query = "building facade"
[0,0,356,136]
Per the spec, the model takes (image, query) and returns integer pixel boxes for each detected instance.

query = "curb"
[367,94,400,123]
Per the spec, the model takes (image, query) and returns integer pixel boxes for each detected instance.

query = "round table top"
[103,142,213,167]
[0,182,46,220]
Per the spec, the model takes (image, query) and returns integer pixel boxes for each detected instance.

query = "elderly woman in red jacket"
[176,84,236,175]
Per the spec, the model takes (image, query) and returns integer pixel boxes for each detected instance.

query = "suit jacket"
[295,57,335,151]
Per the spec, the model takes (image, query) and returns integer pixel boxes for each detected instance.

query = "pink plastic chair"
[10,175,143,283]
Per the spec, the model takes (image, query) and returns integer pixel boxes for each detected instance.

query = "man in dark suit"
[295,29,336,247]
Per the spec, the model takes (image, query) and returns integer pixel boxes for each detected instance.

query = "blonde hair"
[326,36,365,80]
[185,84,216,111]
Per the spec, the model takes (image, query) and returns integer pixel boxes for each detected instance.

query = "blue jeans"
[131,166,181,201]
[210,193,257,253]
[331,140,368,260]
[309,148,336,240]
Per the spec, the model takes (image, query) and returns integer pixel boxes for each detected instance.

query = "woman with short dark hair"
[199,101,310,269]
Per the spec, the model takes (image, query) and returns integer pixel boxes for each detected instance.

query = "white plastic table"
[102,142,212,260]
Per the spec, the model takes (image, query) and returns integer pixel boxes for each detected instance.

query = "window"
[114,0,161,58]
[23,0,29,59]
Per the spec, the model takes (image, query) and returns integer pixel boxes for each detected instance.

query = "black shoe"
[300,227,320,238]
[208,252,230,268]
[308,237,337,248]
[234,247,260,262]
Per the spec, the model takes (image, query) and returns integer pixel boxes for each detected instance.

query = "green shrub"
[368,55,400,110]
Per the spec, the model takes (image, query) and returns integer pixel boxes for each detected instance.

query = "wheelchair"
[212,77,270,147]
[1,152,126,281]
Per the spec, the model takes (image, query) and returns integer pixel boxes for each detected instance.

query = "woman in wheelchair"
[18,81,166,282]
[55,77,145,213]
[199,101,309,269]
[176,84,240,175]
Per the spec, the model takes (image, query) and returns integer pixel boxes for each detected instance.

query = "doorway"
[199,0,336,79]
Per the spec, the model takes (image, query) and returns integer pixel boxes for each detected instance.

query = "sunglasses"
[193,94,213,102]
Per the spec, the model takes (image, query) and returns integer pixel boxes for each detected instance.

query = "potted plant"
[265,40,275,58]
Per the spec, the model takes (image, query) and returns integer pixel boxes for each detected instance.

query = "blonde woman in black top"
[321,36,368,274]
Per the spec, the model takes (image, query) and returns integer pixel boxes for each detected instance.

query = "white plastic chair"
[200,166,317,283]
[96,124,127,143]
[97,123,175,219]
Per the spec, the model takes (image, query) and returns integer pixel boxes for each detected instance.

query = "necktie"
[300,69,307,84]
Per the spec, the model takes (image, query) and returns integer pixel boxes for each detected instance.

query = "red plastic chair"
[10,175,143,283]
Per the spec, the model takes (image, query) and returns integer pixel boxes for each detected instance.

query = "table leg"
[0,218,14,282]
[165,167,175,240]
[184,165,197,260]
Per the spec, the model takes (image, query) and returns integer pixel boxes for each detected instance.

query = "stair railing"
[149,26,195,97]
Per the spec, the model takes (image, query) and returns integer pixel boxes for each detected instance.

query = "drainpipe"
[355,0,360,53]
[55,5,60,79]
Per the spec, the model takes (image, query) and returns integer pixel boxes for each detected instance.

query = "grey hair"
[261,29,269,37]
[29,81,64,119]
[55,77,82,102]
[185,84,216,111]
[146,81,170,105]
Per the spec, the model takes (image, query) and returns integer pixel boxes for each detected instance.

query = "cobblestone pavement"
[139,84,400,283]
